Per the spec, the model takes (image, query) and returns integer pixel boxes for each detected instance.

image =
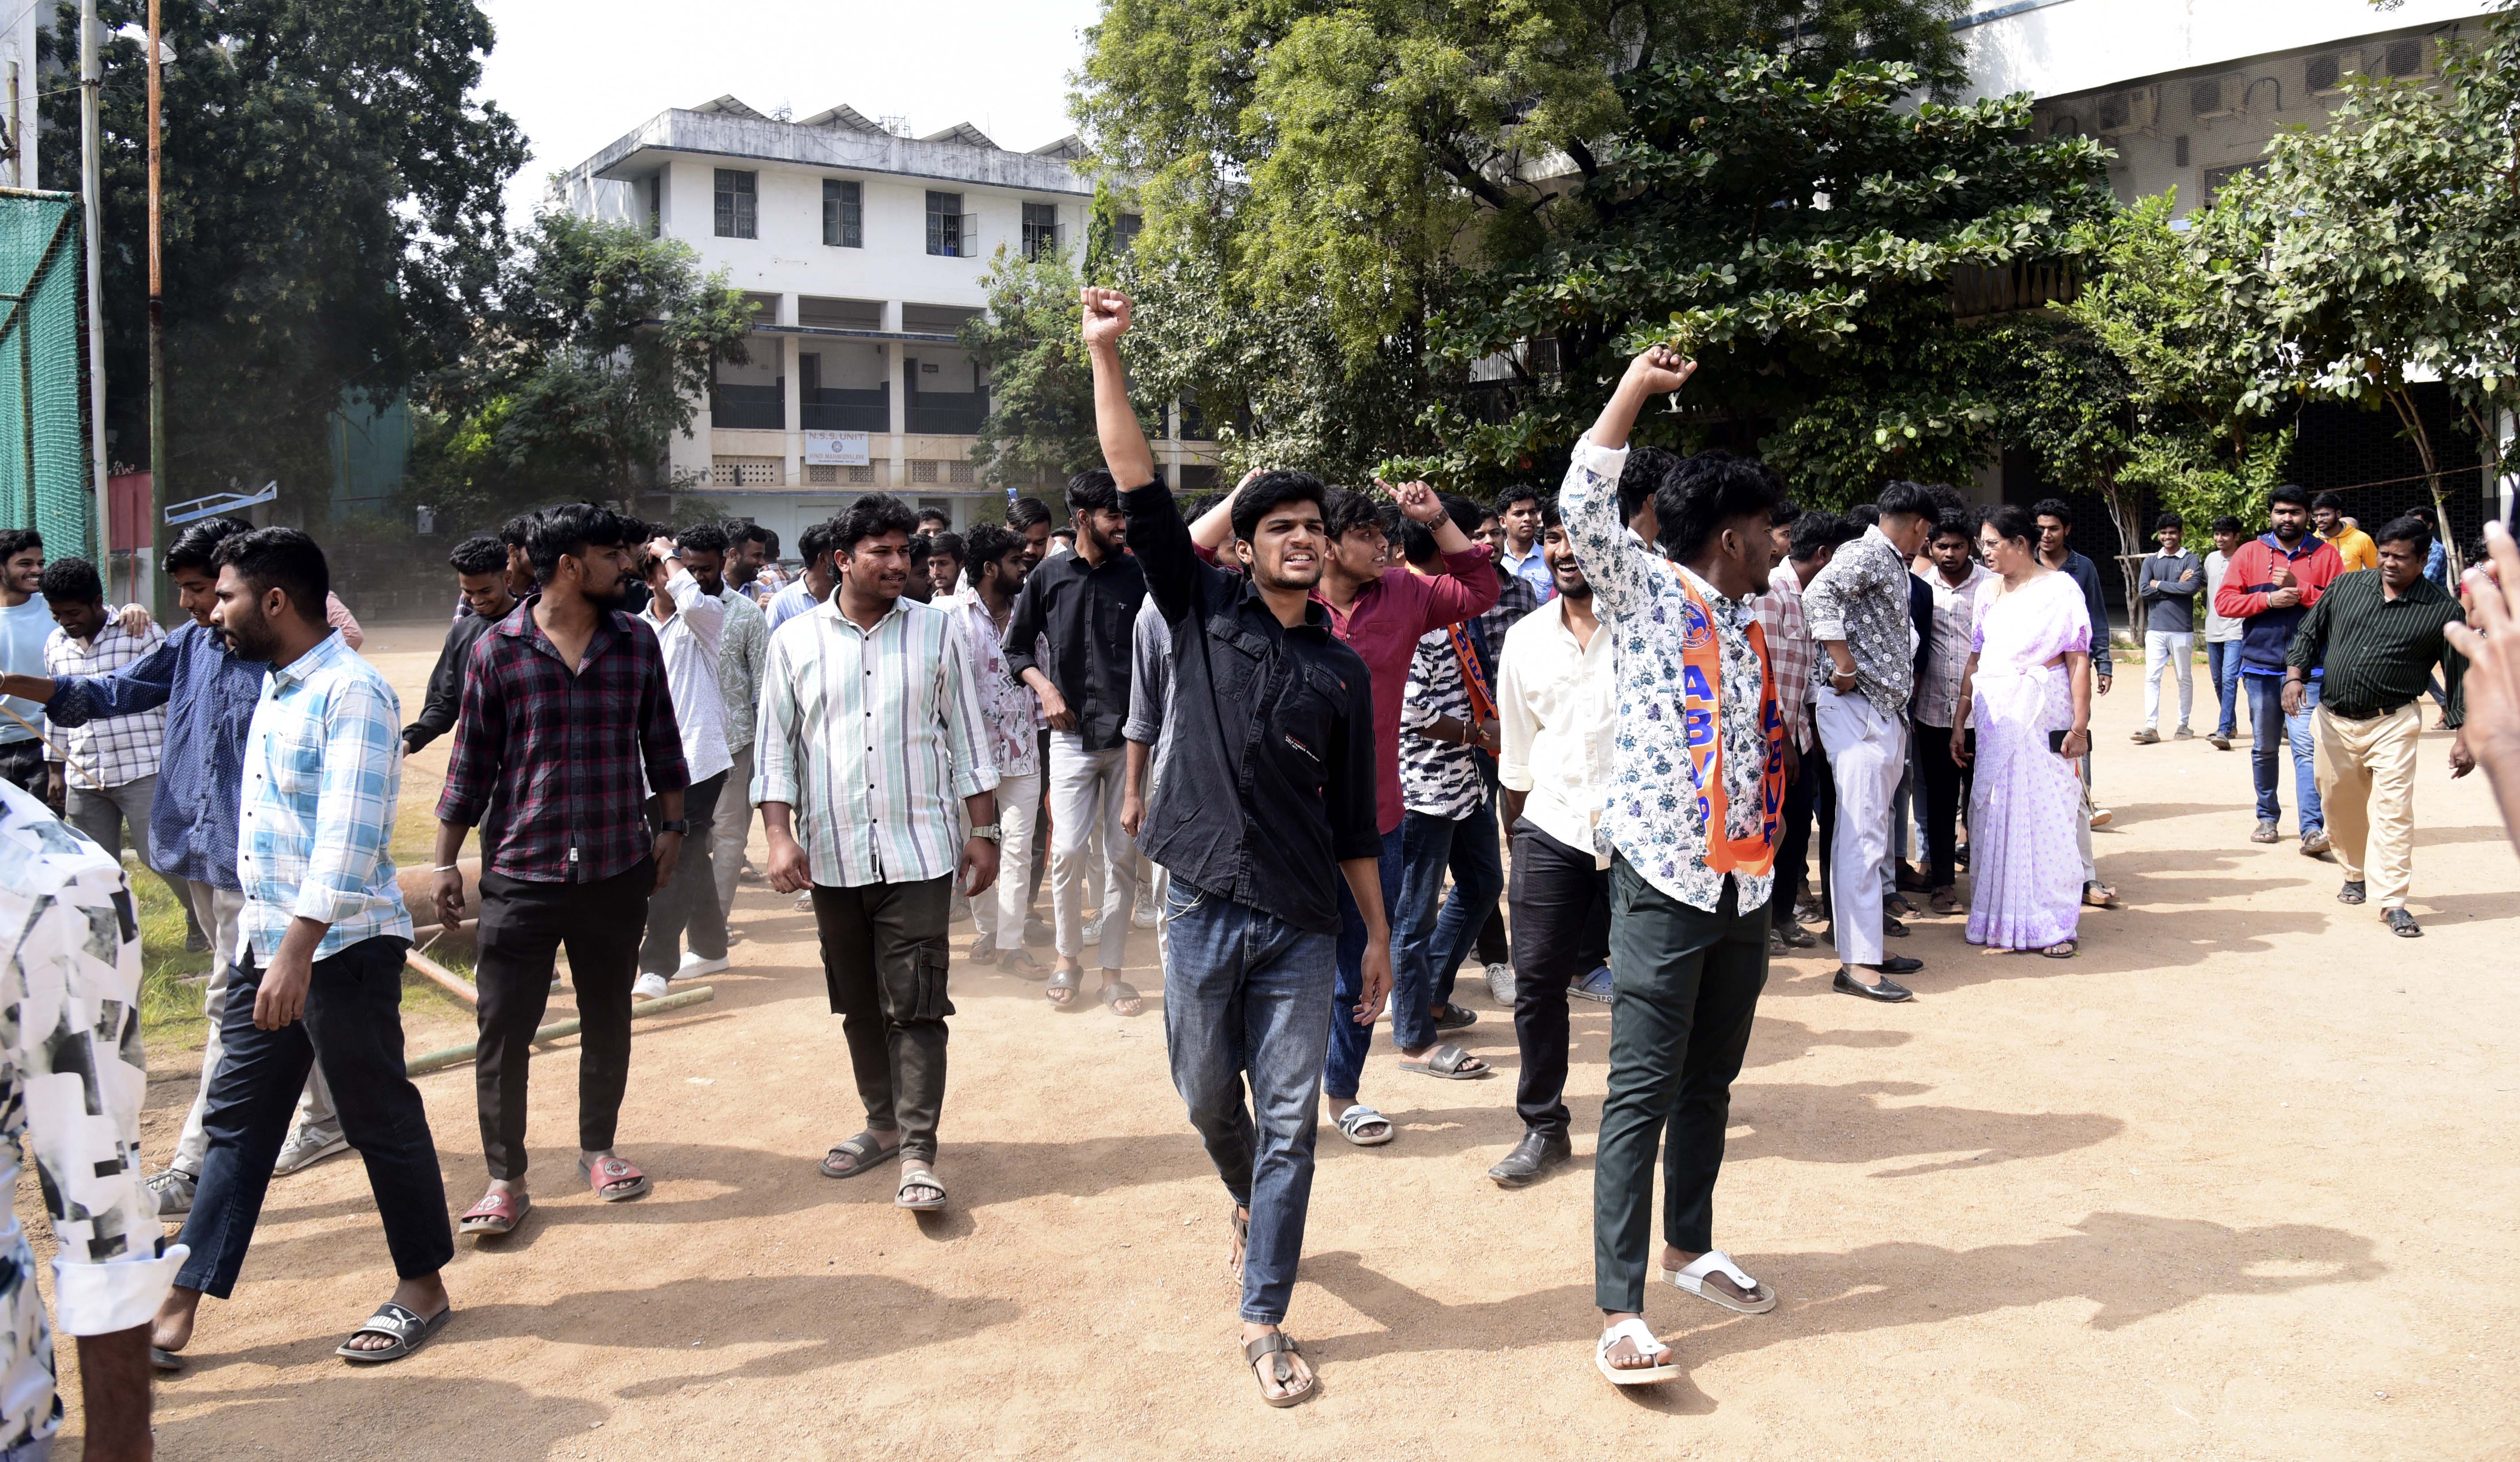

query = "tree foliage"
[408,214,753,522]
[961,244,1102,487]
[1437,52,2115,501]
[41,0,524,516]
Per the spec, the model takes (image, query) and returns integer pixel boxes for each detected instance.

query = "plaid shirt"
[1473,566,1541,674]
[756,596,996,889]
[0,781,184,1450]
[41,622,167,789]
[438,599,690,884]
[1753,563,1816,752]
[236,633,412,961]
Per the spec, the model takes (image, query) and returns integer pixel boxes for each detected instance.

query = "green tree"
[961,243,1103,488]
[40,0,525,517]
[2205,4,2520,569]
[410,214,753,520]
[1436,52,2114,501]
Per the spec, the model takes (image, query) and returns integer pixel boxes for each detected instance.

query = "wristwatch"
[969,823,1002,841]
[657,819,689,835]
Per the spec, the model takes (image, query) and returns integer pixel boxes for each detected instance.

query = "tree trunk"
[2384,387,2458,576]
[2099,472,2144,654]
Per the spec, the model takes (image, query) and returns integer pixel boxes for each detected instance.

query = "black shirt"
[403,607,499,753]
[1122,481,1381,934]
[1003,546,1147,751]
[2286,570,2465,726]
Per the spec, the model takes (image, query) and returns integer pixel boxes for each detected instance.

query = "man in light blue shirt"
[1493,485,1555,604]
[152,527,455,1372]
[766,519,837,632]
[0,527,57,793]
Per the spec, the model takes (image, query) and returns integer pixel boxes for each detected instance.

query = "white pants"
[172,881,335,1174]
[2143,631,2194,730]
[972,771,1043,950]
[1049,736,1135,968]
[1815,689,1905,968]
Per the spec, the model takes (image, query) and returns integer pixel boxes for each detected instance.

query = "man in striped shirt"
[759,492,999,1213]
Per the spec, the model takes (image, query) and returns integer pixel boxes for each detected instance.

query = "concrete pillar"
[779,332,802,486]
[884,299,907,491]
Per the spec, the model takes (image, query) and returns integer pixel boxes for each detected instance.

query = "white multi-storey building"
[554,96,1219,537]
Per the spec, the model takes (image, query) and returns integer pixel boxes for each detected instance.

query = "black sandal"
[335,1300,452,1364]
[819,1131,902,1179]
[1244,1331,1316,1407]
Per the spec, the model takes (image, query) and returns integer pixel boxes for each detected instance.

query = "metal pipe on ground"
[405,986,716,1077]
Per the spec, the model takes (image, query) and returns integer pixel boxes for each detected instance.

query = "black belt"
[2324,700,2411,722]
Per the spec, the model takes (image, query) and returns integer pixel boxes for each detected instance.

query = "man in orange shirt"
[2313,493,2378,573]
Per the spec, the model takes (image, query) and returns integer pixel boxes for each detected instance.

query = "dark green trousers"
[1593,857,1771,1314]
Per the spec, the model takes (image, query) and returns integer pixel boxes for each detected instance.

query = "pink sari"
[1964,571,2088,950]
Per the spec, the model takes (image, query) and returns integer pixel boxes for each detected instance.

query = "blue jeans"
[2206,640,2243,738]
[1326,826,1403,1101]
[2243,672,2322,832]
[1162,880,1337,1326]
[1428,791,1505,1019]
[1392,810,1463,1053]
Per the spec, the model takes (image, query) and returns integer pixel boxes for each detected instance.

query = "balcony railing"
[906,391,986,435]
[710,383,784,431]
[803,387,889,432]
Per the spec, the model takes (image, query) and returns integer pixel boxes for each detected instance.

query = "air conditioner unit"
[2305,50,2357,96]
[2092,85,2159,137]
[2190,74,2240,122]
[2374,36,2431,80]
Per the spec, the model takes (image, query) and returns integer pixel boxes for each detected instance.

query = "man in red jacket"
[2213,485,2343,852]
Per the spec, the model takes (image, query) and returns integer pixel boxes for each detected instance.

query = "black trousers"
[473,857,653,1180]
[1473,782,1512,967]
[812,875,954,1163]
[175,937,450,1297]
[0,739,41,794]
[641,771,727,975]
[1593,862,1768,1313]
[1506,820,1612,1140]
[1774,745,1824,927]
[1913,718,1973,889]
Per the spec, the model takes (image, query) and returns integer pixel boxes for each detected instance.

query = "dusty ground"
[38,621,2520,1460]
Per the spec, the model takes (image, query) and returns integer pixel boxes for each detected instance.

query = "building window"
[823,179,862,248]
[645,175,662,239]
[926,191,968,257]
[715,169,757,239]
[1116,211,1144,253]
[1022,202,1060,260]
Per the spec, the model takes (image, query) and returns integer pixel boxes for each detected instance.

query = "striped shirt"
[2285,570,2466,726]
[42,621,167,788]
[756,596,998,889]
[236,632,412,961]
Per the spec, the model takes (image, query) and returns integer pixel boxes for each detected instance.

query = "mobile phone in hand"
[2048,727,2071,754]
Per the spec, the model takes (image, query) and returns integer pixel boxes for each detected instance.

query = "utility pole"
[77,0,108,567]
[147,0,165,614]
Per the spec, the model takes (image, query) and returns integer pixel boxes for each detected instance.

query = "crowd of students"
[0,285,2504,1454]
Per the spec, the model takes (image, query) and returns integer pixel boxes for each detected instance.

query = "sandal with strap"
[2040,940,2078,959]
[579,1154,651,1202]
[1100,979,1145,1016]
[334,1300,452,1365]
[1244,1331,1317,1407]
[1045,966,1083,1010]
[1658,1249,1778,1314]
[1595,1317,1678,1386]
[1431,1002,1477,1032]
[458,1189,531,1237]
[895,1166,946,1212]
[819,1131,902,1179]
[1399,1043,1490,1080]
[1334,1104,1393,1147]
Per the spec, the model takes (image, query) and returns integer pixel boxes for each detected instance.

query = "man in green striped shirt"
[2284,515,2476,936]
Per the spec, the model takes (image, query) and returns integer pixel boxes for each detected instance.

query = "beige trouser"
[2313,704,2421,908]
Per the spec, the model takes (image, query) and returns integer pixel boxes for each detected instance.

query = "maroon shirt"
[1314,548,1499,833]
[438,598,690,883]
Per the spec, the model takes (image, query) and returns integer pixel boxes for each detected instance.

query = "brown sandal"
[1245,1332,1316,1407]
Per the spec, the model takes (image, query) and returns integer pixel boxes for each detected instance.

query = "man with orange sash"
[1561,346,1792,1388]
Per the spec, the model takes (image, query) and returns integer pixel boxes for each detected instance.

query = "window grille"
[823,179,862,248]
[714,169,757,239]
[1022,202,1060,260]
[711,456,781,487]
[926,192,967,256]
[807,464,839,485]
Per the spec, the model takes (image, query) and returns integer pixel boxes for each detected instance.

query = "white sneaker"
[1484,962,1514,1005]
[632,972,671,1000]
[677,953,731,977]
[273,1125,350,1175]
[794,891,814,911]
[1132,891,1159,929]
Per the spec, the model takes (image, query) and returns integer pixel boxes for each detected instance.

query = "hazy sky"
[476,0,1106,226]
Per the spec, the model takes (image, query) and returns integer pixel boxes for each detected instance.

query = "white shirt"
[641,569,732,786]
[1914,561,1992,727]
[2203,550,2243,643]
[1496,592,1618,869]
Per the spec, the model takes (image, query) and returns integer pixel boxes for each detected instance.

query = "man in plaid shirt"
[1754,509,1856,951]
[434,503,688,1239]
[35,557,189,919]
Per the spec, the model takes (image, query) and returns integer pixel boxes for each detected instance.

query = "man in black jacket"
[404,534,519,757]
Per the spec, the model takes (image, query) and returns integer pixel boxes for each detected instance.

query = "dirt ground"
[40,620,2520,1460]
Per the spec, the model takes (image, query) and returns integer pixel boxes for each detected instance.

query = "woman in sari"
[1950,504,2094,957]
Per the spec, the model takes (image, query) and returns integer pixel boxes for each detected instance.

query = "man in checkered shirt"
[34,558,191,920]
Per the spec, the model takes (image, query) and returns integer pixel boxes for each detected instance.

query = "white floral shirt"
[953,597,1039,781]
[1559,440,1777,914]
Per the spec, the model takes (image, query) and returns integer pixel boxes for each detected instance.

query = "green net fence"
[0,192,92,558]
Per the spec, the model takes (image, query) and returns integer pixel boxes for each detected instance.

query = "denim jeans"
[1391,810,1461,1054]
[2205,640,2243,738]
[176,937,452,1299]
[1326,826,1403,1101]
[1428,789,1505,1014]
[2243,672,2323,832]
[1162,880,1336,1326]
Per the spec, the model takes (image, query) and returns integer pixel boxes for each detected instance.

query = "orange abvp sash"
[1673,573,1787,877]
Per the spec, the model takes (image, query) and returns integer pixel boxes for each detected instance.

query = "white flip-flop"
[1335,1104,1394,1147]
[1658,1249,1778,1314]
[1594,1317,1678,1385]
